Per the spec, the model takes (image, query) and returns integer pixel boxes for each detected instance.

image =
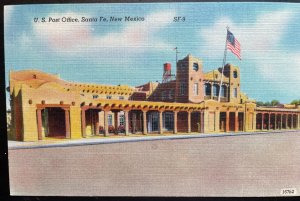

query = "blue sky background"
[4,2,300,108]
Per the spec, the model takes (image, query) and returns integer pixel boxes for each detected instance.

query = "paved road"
[8,131,300,196]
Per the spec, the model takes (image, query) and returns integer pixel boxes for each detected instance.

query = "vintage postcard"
[4,2,300,197]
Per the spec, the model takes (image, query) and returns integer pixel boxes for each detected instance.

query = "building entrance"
[42,107,66,138]
[229,112,235,131]
[238,112,244,131]
[163,112,174,132]
[219,112,226,132]
[85,109,100,136]
[147,112,159,132]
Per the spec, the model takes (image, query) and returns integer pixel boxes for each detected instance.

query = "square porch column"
[104,110,109,136]
[261,113,264,130]
[114,111,119,134]
[81,108,86,138]
[234,111,239,132]
[36,109,43,140]
[64,109,70,138]
[200,111,204,133]
[142,110,148,135]
[226,111,230,132]
[159,110,163,134]
[124,110,129,136]
[173,111,178,134]
[187,111,191,133]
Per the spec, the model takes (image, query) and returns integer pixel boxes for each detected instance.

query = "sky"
[4,2,300,108]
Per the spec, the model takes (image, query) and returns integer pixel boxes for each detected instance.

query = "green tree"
[256,100,280,106]
[256,101,264,106]
[291,99,300,105]
[271,100,280,106]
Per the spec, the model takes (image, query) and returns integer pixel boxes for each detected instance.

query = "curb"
[8,130,299,150]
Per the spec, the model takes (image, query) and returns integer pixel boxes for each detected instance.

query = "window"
[193,63,199,71]
[119,96,124,100]
[179,83,187,95]
[234,88,238,98]
[148,112,159,132]
[119,114,125,126]
[193,83,198,95]
[221,85,227,97]
[233,71,238,78]
[169,89,174,99]
[204,83,211,96]
[163,112,174,131]
[108,114,113,126]
[106,95,112,99]
[92,95,98,99]
[213,84,220,97]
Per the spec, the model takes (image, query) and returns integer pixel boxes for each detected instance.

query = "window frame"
[193,83,198,95]
[233,88,238,98]
[179,83,187,95]
[204,83,211,96]
[193,63,199,71]
[107,114,113,126]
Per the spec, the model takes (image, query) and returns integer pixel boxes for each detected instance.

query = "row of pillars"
[224,111,241,132]
[36,107,300,140]
[81,108,205,137]
[258,112,300,130]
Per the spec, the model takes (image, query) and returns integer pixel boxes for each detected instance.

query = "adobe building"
[7,54,300,141]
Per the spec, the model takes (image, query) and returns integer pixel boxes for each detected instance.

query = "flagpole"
[175,47,179,66]
[174,47,180,80]
[218,26,229,102]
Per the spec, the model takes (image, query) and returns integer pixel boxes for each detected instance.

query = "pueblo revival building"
[8,54,300,141]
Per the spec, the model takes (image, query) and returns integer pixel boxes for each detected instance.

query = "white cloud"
[199,10,294,60]
[199,10,300,100]
[32,10,175,55]
[33,12,93,50]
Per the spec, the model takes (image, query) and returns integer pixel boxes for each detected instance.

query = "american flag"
[226,30,241,60]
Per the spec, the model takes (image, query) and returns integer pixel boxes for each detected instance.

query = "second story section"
[175,54,205,103]
[130,54,245,104]
[204,63,242,103]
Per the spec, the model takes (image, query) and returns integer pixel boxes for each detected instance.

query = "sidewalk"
[8,130,298,150]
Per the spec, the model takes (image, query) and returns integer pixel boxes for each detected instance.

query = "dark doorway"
[293,114,297,129]
[282,114,287,129]
[177,112,188,132]
[256,113,262,130]
[287,114,292,129]
[219,112,226,132]
[238,112,244,131]
[44,107,66,137]
[191,112,200,132]
[276,114,281,129]
[85,109,100,136]
[130,110,143,134]
[229,112,235,131]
